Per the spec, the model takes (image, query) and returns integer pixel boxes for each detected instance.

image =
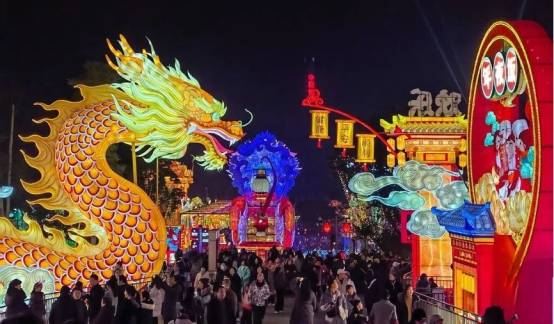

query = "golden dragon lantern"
[0,35,247,296]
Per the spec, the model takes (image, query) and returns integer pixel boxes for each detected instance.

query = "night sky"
[0,1,551,222]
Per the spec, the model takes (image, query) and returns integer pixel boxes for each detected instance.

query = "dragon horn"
[105,55,119,72]
[106,38,123,58]
[118,34,135,56]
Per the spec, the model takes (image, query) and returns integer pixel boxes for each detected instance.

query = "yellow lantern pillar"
[355,134,376,170]
[309,110,330,148]
[334,119,355,157]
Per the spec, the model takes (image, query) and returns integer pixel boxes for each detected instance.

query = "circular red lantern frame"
[467,20,552,319]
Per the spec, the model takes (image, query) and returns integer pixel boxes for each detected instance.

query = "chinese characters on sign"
[494,52,507,95]
[481,57,494,99]
[480,47,519,99]
[505,48,518,93]
[335,119,355,148]
[408,88,462,117]
[309,110,330,139]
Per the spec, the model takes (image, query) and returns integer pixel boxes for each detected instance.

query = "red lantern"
[254,215,269,232]
[342,222,352,235]
[322,221,332,234]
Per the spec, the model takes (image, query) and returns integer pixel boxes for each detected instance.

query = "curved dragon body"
[0,36,244,291]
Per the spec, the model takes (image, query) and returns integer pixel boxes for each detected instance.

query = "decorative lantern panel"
[342,222,352,235]
[334,119,355,149]
[397,152,406,166]
[387,154,396,168]
[355,134,376,163]
[322,221,332,234]
[387,138,396,151]
[309,110,330,140]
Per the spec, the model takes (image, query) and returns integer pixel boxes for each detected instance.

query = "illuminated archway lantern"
[309,110,330,148]
[467,21,552,321]
[355,134,376,168]
[334,119,355,156]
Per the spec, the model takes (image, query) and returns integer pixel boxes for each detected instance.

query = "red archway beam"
[301,73,395,154]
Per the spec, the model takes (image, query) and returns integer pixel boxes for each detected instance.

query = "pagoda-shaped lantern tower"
[380,88,468,283]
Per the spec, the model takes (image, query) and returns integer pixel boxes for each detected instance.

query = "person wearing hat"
[338,269,356,297]
[4,279,28,319]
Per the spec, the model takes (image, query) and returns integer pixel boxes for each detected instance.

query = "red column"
[475,241,494,315]
[411,235,420,287]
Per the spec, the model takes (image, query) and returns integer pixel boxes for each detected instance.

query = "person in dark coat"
[4,279,28,319]
[1,312,43,324]
[115,285,140,324]
[162,274,182,324]
[206,285,235,324]
[73,288,88,324]
[139,289,155,324]
[222,277,239,319]
[86,274,105,321]
[289,278,317,324]
[364,277,382,315]
[228,266,242,298]
[273,259,287,313]
[92,296,115,324]
[386,272,404,306]
[49,285,78,324]
[397,285,418,324]
[347,299,369,324]
[29,282,46,320]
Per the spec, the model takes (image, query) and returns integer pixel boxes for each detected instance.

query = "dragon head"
[105,35,248,170]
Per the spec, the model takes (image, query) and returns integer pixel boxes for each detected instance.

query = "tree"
[329,153,402,253]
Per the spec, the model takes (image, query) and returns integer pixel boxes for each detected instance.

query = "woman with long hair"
[396,284,418,324]
[4,279,28,319]
[289,278,317,324]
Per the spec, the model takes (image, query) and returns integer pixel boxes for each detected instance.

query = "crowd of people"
[2,245,512,324]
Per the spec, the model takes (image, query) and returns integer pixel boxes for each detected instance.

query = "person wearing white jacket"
[150,276,166,324]
[337,269,356,296]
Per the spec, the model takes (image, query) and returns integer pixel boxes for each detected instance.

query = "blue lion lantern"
[227,132,300,248]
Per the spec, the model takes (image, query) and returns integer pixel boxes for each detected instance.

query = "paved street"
[263,297,292,324]
[264,296,326,324]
